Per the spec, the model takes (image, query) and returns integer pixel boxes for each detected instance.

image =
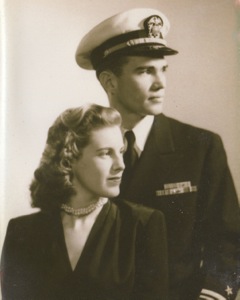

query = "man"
[75,8,240,300]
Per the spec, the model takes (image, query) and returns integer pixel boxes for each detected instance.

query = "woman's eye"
[99,150,110,157]
[120,147,125,155]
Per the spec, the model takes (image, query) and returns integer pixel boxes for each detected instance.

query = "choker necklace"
[61,198,108,217]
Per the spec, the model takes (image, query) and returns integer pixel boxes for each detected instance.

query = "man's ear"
[98,71,117,94]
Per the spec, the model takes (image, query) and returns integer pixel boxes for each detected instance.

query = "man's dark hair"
[96,54,129,78]
[96,51,165,78]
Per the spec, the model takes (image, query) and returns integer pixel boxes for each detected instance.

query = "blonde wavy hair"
[30,103,121,211]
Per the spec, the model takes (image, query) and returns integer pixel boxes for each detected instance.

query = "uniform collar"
[123,115,154,153]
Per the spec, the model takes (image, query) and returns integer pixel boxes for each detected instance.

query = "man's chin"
[146,106,163,116]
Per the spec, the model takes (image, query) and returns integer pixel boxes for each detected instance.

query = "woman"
[1,104,168,299]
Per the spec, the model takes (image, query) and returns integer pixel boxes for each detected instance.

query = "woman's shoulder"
[112,200,165,225]
[9,211,46,223]
[7,211,55,233]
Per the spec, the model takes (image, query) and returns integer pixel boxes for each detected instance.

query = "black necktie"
[121,131,138,192]
[124,131,138,169]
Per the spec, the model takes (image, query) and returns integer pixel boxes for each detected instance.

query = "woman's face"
[71,125,125,200]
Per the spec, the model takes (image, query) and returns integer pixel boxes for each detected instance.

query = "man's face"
[112,56,168,119]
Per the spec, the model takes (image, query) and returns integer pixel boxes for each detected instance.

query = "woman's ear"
[98,71,117,95]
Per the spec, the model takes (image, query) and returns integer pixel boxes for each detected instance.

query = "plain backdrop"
[0,0,239,253]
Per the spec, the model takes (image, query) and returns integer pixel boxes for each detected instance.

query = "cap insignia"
[144,15,163,38]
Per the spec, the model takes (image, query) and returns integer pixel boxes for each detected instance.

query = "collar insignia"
[144,15,163,38]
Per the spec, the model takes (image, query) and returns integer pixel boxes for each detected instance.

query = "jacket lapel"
[150,113,175,154]
[40,212,72,280]
[120,114,176,204]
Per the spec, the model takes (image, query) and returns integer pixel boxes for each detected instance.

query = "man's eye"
[163,66,168,72]
[139,68,151,74]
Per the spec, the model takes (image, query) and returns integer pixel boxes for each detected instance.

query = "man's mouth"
[108,176,122,183]
[149,96,163,102]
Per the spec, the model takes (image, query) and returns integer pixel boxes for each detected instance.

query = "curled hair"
[30,103,121,211]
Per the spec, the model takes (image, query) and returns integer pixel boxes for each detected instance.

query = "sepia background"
[0,0,239,254]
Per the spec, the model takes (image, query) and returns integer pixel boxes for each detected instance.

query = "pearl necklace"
[61,198,108,217]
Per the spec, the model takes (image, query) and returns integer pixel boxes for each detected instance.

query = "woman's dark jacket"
[1,200,168,300]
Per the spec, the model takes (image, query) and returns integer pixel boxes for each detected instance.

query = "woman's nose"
[113,154,125,171]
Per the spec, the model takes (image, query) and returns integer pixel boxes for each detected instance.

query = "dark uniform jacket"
[118,114,240,300]
[1,200,168,300]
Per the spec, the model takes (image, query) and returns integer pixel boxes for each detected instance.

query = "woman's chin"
[103,187,120,198]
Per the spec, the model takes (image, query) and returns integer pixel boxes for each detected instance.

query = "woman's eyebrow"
[96,147,112,152]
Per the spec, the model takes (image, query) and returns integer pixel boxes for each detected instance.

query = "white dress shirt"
[123,115,154,157]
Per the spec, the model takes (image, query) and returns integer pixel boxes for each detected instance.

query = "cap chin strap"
[103,37,167,58]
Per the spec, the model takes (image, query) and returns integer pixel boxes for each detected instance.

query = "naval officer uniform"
[75,8,240,300]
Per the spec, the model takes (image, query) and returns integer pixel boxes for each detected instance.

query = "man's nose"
[151,72,165,90]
